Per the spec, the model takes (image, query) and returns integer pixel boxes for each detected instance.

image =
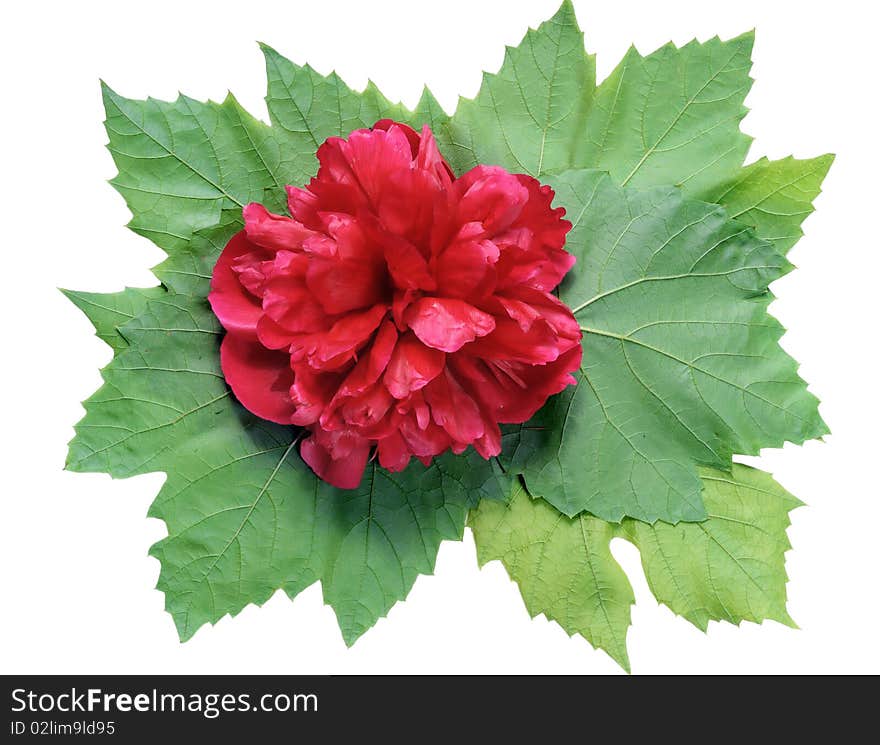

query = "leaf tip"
[554,0,577,21]
[732,27,756,52]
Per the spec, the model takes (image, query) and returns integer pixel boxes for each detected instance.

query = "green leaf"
[261,44,439,182]
[444,0,595,176]
[708,155,834,255]
[62,286,166,352]
[470,464,800,670]
[104,58,445,259]
[582,32,754,196]
[469,480,634,670]
[322,454,501,645]
[502,169,825,522]
[101,85,282,253]
[620,463,801,630]
[67,289,507,642]
[411,87,450,134]
[152,211,243,296]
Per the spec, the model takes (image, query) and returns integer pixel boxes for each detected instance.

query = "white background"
[1,0,878,674]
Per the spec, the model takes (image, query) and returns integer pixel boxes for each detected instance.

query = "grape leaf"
[707,155,834,255]
[101,85,282,253]
[411,87,450,134]
[469,463,800,670]
[469,480,634,670]
[620,463,800,631]
[501,169,825,522]
[61,287,166,353]
[442,0,595,176]
[321,455,508,644]
[446,5,754,193]
[68,288,507,642]
[581,32,754,196]
[261,43,439,183]
[152,212,243,295]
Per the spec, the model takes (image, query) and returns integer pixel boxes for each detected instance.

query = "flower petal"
[306,256,387,314]
[455,165,530,234]
[317,304,388,363]
[243,203,314,252]
[383,333,446,399]
[300,431,370,490]
[405,297,495,353]
[219,334,296,424]
[423,368,485,443]
[377,430,412,472]
[208,231,265,339]
[289,364,342,426]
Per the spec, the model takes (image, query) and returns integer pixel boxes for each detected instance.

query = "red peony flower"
[208,120,582,488]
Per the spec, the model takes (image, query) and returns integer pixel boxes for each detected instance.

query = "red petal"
[415,124,455,185]
[290,304,387,370]
[345,124,416,202]
[455,165,530,234]
[262,276,328,335]
[452,345,582,424]
[473,423,502,458]
[399,415,451,458]
[423,368,485,443]
[208,231,265,339]
[374,119,420,156]
[300,432,370,490]
[497,287,581,340]
[256,315,296,350]
[383,333,446,399]
[377,430,412,472]
[289,365,342,426]
[405,297,495,353]
[334,383,394,430]
[306,256,386,314]
[317,304,387,363]
[219,334,296,424]
[434,233,500,299]
[493,174,573,292]
[243,203,314,252]
[286,185,323,231]
[365,221,435,291]
[334,319,398,397]
[469,291,581,364]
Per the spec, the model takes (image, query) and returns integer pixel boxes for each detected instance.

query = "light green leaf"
[582,32,754,196]
[444,0,595,176]
[502,169,825,522]
[709,155,834,255]
[469,481,633,670]
[61,286,166,352]
[620,463,801,630]
[67,290,508,642]
[469,464,800,670]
